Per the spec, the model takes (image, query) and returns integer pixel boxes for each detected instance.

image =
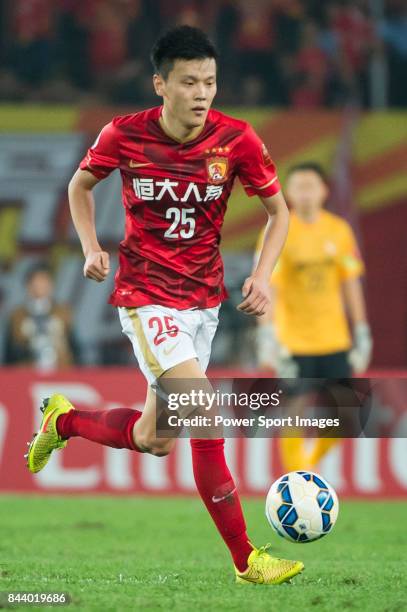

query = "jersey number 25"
[164,207,195,239]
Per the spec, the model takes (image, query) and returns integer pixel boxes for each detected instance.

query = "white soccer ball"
[265,471,339,543]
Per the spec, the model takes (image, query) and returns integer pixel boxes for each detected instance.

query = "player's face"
[154,58,217,129]
[286,171,328,216]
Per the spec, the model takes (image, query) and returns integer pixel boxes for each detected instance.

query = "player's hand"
[83,250,110,282]
[237,275,271,316]
[348,322,373,373]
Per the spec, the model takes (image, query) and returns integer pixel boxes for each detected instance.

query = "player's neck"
[160,107,205,143]
[295,208,322,224]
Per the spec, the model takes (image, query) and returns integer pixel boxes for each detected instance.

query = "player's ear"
[153,74,165,97]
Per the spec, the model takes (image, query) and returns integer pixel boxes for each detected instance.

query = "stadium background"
[0,0,406,499]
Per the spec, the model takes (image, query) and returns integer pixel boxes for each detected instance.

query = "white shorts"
[118,304,220,385]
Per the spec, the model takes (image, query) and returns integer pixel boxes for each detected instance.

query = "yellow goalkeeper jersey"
[256,210,364,355]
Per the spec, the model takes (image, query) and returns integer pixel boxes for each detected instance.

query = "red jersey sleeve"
[79,121,120,179]
[235,124,281,198]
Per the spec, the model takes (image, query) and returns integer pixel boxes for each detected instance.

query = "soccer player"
[255,161,372,471]
[26,26,304,585]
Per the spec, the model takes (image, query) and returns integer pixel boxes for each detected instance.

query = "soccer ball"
[265,471,339,543]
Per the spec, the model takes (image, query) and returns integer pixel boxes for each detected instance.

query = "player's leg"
[279,355,317,472]
[26,391,146,473]
[56,384,176,457]
[305,352,351,468]
[153,356,251,571]
[169,310,303,583]
[132,384,177,456]
[156,356,304,583]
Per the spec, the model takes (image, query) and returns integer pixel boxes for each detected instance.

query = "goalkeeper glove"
[348,322,373,374]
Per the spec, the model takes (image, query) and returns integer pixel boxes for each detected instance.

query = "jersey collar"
[156,106,210,145]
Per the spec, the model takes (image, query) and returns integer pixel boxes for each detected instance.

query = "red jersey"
[79,106,281,309]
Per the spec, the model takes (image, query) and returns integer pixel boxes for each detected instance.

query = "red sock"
[57,408,142,451]
[190,438,252,572]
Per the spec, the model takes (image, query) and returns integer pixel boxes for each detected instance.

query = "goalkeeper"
[254,162,372,470]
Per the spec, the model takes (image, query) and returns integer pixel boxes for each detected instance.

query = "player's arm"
[251,229,277,325]
[342,276,367,325]
[342,276,372,373]
[68,169,110,282]
[339,226,372,373]
[68,120,119,282]
[237,191,289,316]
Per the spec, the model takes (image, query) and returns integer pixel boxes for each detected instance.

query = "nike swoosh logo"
[240,572,264,584]
[163,342,180,356]
[129,160,152,168]
[41,412,54,433]
[212,487,236,503]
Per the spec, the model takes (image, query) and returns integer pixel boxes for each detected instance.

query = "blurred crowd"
[0,0,406,108]
[4,264,77,370]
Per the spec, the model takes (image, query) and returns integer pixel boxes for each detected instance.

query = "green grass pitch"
[0,496,406,611]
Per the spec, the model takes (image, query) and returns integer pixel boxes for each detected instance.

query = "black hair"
[25,262,52,285]
[286,161,329,184]
[151,25,218,79]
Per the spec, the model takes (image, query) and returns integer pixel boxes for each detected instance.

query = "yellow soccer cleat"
[235,543,304,585]
[25,394,74,474]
